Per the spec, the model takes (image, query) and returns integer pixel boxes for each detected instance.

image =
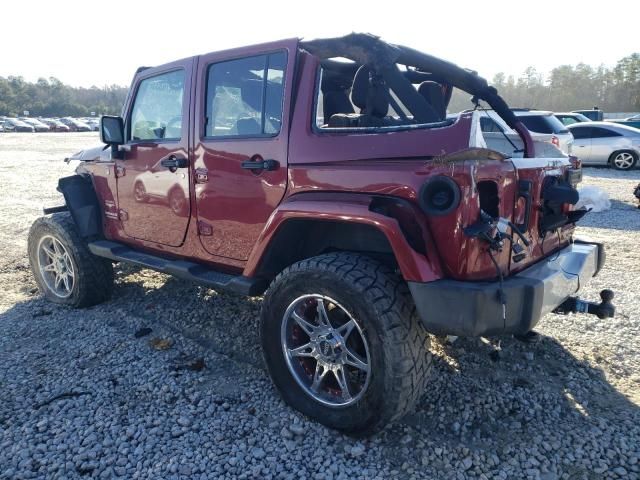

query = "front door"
[192,41,297,260]
[571,126,593,164]
[116,60,193,247]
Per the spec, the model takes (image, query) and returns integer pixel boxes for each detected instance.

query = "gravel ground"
[0,132,639,480]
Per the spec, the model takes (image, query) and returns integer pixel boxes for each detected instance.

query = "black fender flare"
[57,174,102,238]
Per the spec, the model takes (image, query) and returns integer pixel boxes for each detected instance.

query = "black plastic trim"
[57,175,102,238]
[87,240,266,296]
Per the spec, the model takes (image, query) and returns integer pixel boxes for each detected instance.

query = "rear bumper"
[408,241,604,337]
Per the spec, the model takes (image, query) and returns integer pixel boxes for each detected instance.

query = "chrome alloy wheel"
[281,294,371,407]
[37,235,75,298]
[613,152,635,169]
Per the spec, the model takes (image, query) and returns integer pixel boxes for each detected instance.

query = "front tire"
[610,150,637,170]
[260,253,432,435]
[28,213,114,308]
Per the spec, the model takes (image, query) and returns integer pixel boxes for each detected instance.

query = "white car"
[568,122,640,170]
[512,109,574,155]
[470,110,567,156]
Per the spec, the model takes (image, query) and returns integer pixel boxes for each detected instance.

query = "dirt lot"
[0,132,639,479]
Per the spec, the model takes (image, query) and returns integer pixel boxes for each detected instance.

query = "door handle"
[241,159,279,171]
[161,155,189,172]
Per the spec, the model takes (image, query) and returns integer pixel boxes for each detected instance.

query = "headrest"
[417,81,446,120]
[241,79,263,112]
[350,65,389,117]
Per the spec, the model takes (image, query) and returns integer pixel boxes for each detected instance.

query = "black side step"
[88,240,266,296]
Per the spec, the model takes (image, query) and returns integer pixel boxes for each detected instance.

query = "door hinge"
[197,221,213,236]
[115,165,126,178]
[118,209,129,221]
[195,168,208,184]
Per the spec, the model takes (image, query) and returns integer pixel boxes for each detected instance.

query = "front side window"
[205,52,286,137]
[569,127,591,139]
[130,70,185,141]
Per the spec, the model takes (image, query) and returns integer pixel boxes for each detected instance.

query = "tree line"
[450,53,640,114]
[1,52,639,117]
[0,76,128,117]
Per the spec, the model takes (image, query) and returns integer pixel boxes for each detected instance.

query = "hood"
[66,145,110,162]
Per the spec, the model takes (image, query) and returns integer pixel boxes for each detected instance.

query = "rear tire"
[609,150,637,170]
[28,213,114,308]
[260,252,432,435]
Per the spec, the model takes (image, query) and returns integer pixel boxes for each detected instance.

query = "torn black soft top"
[300,33,519,130]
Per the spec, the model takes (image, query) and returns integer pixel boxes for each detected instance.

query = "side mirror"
[100,115,124,145]
[100,116,125,159]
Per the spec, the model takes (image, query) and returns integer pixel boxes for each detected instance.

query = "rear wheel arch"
[254,219,397,283]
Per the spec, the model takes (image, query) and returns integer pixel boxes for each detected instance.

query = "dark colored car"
[3,118,35,132]
[41,119,71,132]
[609,114,640,130]
[59,117,91,132]
[28,33,614,435]
[20,118,50,132]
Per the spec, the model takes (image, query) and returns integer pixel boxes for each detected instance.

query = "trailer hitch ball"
[554,289,615,319]
[596,289,615,319]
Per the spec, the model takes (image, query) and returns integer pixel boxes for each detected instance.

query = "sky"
[2,0,638,88]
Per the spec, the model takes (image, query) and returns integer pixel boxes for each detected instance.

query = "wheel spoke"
[310,363,328,393]
[343,347,369,372]
[54,274,63,290]
[52,240,62,256]
[43,263,57,272]
[42,244,56,261]
[288,342,315,358]
[62,273,71,292]
[291,311,315,336]
[337,319,357,339]
[316,299,330,327]
[333,366,352,401]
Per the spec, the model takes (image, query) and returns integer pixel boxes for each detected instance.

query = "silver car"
[568,122,640,170]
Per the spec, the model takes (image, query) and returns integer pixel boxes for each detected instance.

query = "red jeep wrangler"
[28,34,614,435]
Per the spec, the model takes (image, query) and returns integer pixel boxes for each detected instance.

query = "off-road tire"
[28,212,114,308]
[260,252,432,435]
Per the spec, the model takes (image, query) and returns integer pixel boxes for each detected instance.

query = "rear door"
[192,40,297,260]
[116,60,194,247]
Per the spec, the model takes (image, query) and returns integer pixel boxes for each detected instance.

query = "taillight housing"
[551,135,560,148]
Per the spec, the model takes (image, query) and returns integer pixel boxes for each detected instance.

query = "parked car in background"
[41,119,71,132]
[84,118,100,131]
[555,112,591,126]
[59,117,91,132]
[0,121,5,132]
[572,108,604,121]
[3,118,35,132]
[568,122,640,170]
[20,118,50,132]
[608,114,640,130]
[512,109,574,154]
[472,110,566,155]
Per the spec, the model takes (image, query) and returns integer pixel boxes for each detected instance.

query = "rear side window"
[205,52,286,137]
[518,115,569,135]
[590,127,622,138]
[130,70,185,141]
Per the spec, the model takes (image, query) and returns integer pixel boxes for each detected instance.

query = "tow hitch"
[553,289,615,319]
